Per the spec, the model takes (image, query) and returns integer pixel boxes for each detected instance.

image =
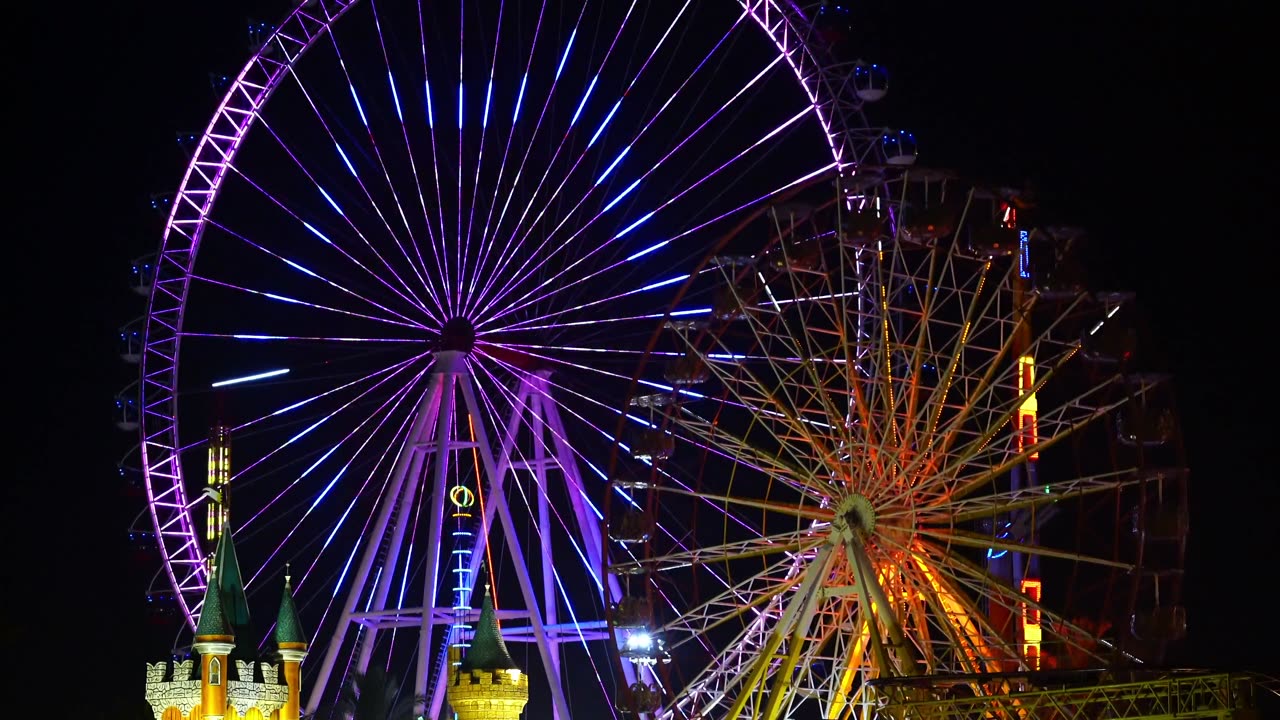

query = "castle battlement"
[143,657,290,720]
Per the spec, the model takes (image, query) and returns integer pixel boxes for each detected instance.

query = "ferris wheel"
[116,0,898,717]
[602,169,1190,718]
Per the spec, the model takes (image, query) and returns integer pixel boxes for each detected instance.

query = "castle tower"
[274,568,308,720]
[191,560,236,720]
[145,523,293,720]
[447,584,529,720]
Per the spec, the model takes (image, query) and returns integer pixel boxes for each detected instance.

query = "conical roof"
[274,569,307,646]
[459,584,518,672]
[194,563,233,639]
[213,521,252,632]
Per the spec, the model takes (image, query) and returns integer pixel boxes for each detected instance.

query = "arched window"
[209,657,222,686]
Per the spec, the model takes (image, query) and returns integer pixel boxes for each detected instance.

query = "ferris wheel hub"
[830,492,876,543]
[437,317,476,354]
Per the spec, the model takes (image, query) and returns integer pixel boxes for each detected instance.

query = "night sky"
[11,2,1277,716]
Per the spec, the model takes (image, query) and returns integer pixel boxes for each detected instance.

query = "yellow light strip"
[1016,355,1039,460]
[1020,579,1043,670]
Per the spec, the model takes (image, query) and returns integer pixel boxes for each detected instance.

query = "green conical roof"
[274,570,307,646]
[213,522,253,632]
[459,584,518,672]
[194,563,233,638]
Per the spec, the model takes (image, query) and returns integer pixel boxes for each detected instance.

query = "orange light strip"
[1019,578,1042,670]
[1016,355,1039,460]
[467,416,498,603]
[912,552,993,673]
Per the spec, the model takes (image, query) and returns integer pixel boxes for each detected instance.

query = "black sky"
[11,2,1278,716]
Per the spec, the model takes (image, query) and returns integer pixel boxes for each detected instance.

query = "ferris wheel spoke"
[464,0,548,317]
[892,468,1143,524]
[454,0,513,310]
[620,529,823,575]
[232,351,432,486]
[477,99,822,330]
[237,363,427,539]
[414,2,451,306]
[686,332,843,499]
[367,0,449,312]
[904,547,1012,672]
[469,2,742,319]
[720,544,836,720]
[470,3,758,319]
[241,367,425,590]
[205,217,427,328]
[935,370,1128,504]
[669,407,828,503]
[224,157,437,322]
[480,161,834,336]
[320,28,440,307]
[932,546,1122,666]
[472,3,642,313]
[467,3,591,315]
[917,528,1134,571]
[736,270,855,484]
[661,553,803,646]
[188,275,423,331]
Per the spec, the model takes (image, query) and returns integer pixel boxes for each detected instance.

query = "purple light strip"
[468,2,740,319]
[251,109,436,321]
[487,161,835,333]
[467,365,601,593]
[476,353,747,623]
[243,367,425,587]
[371,0,451,318]
[467,2,548,312]
[325,30,438,312]
[206,217,425,328]
[466,2,589,317]
[233,351,431,483]
[188,274,423,330]
[465,370,617,714]
[418,0,453,313]
[473,16,777,324]
[484,306,710,333]
[171,353,426,459]
[293,394,419,664]
[460,0,508,308]
[181,331,420,343]
[467,3,638,317]
[455,0,466,312]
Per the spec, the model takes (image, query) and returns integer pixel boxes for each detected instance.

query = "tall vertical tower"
[205,423,232,571]
[446,584,529,720]
[191,561,235,720]
[274,568,308,720]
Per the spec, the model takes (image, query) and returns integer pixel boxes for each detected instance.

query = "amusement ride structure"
[113,1,1272,718]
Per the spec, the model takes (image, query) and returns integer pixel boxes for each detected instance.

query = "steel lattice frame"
[138,0,873,632]
[605,173,1188,719]
[131,2,903,717]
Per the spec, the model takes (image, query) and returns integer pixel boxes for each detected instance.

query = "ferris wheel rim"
[603,174,1188,717]
[135,0,869,639]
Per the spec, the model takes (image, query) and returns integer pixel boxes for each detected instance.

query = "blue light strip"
[556,29,577,80]
[1019,229,1031,278]
[348,83,370,127]
[425,80,435,128]
[387,71,403,122]
[569,74,599,127]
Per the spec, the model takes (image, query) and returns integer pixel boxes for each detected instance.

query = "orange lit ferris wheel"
[603,167,1189,719]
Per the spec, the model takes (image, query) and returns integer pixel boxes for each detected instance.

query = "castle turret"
[447,584,529,720]
[145,519,293,720]
[192,561,235,720]
[274,568,308,720]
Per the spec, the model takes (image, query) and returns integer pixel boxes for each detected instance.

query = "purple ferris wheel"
[122,0,898,716]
